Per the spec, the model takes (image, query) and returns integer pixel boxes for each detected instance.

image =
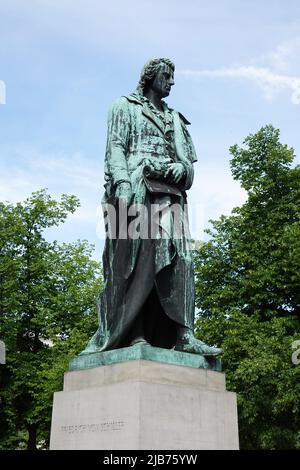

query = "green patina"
[70,343,221,372]
[74,58,223,368]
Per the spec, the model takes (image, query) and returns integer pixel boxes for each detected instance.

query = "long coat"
[82,93,198,353]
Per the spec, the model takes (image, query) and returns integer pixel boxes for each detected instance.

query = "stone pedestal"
[50,346,239,450]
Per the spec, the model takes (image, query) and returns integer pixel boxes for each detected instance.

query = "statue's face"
[151,63,175,98]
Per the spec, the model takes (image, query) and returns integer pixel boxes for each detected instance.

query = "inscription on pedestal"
[60,420,125,434]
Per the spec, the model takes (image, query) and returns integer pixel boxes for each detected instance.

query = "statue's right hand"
[115,182,132,204]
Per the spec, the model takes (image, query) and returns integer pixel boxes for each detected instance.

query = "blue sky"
[1,0,300,256]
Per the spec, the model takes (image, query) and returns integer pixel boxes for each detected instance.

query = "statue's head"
[137,58,175,98]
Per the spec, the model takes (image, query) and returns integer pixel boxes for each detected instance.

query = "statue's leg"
[128,312,148,346]
[125,238,156,347]
[155,252,223,356]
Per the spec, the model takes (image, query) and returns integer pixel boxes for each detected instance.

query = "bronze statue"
[82,58,222,357]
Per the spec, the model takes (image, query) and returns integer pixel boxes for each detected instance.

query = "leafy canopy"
[0,190,101,449]
[194,125,300,449]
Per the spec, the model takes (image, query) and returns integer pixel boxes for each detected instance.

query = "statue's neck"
[143,89,164,111]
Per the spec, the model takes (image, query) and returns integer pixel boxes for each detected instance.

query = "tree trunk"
[27,424,37,450]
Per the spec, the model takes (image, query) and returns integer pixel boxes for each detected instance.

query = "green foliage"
[194,125,300,449]
[0,190,102,449]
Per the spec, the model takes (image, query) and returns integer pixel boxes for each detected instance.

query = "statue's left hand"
[165,163,186,183]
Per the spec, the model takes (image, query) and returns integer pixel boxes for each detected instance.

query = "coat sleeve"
[105,97,131,188]
[173,111,197,191]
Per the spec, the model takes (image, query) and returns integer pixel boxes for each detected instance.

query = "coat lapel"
[141,105,165,135]
[125,93,165,135]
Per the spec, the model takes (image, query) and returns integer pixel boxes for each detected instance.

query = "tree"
[194,125,300,449]
[0,190,101,449]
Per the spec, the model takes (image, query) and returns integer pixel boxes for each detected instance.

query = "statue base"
[50,346,239,450]
[69,342,222,372]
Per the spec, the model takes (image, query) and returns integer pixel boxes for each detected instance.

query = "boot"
[174,327,223,357]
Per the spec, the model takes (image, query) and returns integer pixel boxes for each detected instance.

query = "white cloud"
[178,66,300,104]
[0,147,105,257]
[257,38,300,74]
[0,147,103,223]
[0,80,6,105]
[187,163,247,240]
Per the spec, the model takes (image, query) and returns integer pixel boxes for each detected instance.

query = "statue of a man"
[82,58,222,356]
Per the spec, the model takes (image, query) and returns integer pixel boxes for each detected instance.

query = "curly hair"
[137,58,175,94]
